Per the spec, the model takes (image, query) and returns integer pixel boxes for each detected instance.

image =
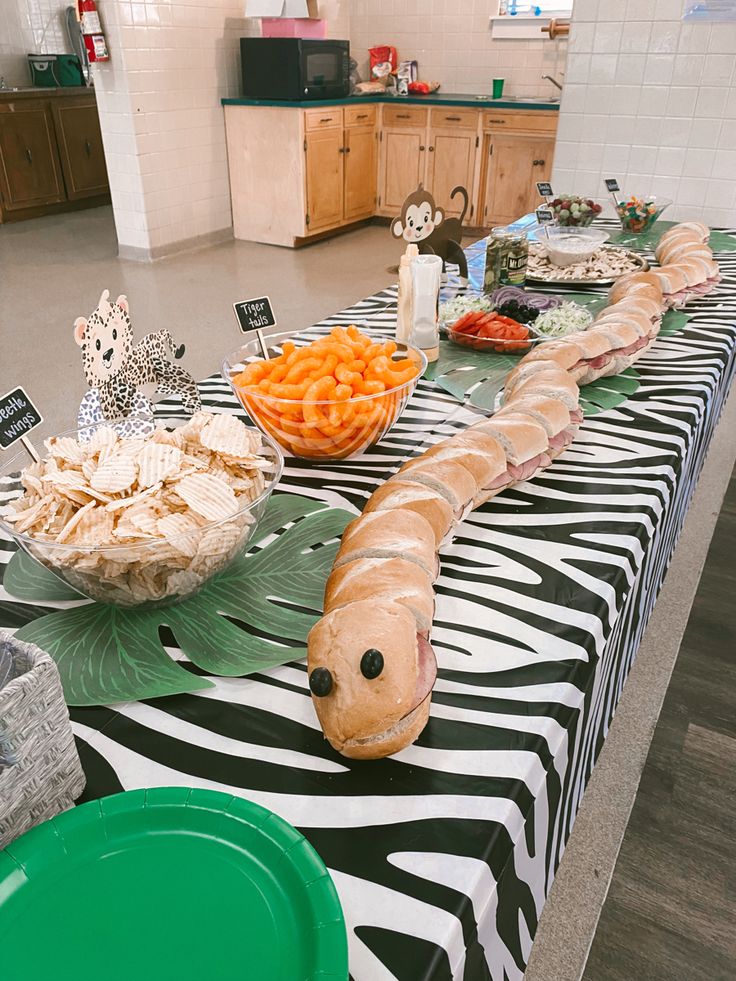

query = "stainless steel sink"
[474,94,560,104]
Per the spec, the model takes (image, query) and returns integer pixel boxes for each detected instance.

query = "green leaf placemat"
[8,494,352,706]
[608,220,736,252]
[658,308,693,337]
[434,338,524,411]
[579,368,641,416]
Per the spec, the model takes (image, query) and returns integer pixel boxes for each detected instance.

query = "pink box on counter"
[261,18,327,38]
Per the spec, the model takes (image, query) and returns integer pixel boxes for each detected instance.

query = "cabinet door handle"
[419,145,426,151]
[338,146,346,153]
[396,113,411,119]
[429,146,434,152]
[25,147,32,164]
[85,139,92,156]
[488,118,506,124]
[345,146,351,153]
[357,113,368,119]
[445,115,462,121]
[533,159,546,166]
[320,117,333,123]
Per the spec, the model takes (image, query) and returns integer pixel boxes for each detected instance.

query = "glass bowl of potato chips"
[0,412,283,609]
[224,326,427,461]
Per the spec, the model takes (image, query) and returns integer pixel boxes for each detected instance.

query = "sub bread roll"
[364,479,454,545]
[593,307,655,338]
[674,255,713,287]
[660,220,709,244]
[590,321,646,373]
[591,321,641,349]
[307,599,437,759]
[324,556,435,635]
[400,431,507,490]
[514,338,586,377]
[335,510,438,578]
[657,240,713,264]
[505,366,581,410]
[398,458,479,515]
[605,294,664,322]
[652,264,689,294]
[570,330,619,384]
[495,393,572,436]
[471,417,549,465]
[609,271,663,302]
[506,358,578,396]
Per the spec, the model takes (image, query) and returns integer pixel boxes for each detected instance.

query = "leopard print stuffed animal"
[74,290,201,423]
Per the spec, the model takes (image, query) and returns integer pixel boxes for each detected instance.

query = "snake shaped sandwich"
[307,223,714,759]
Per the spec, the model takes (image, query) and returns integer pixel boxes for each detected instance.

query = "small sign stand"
[536,181,553,203]
[535,206,555,245]
[233,296,277,360]
[0,387,43,462]
[604,178,621,212]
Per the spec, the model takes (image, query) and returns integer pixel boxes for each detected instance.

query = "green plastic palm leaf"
[579,368,641,416]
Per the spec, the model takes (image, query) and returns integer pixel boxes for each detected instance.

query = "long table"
[1,232,735,980]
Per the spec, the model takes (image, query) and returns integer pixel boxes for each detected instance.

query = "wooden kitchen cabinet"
[481,132,555,226]
[378,128,426,214]
[427,128,478,219]
[0,100,65,212]
[344,123,376,222]
[305,126,344,232]
[0,88,110,223]
[223,101,557,246]
[480,110,556,227]
[52,99,108,200]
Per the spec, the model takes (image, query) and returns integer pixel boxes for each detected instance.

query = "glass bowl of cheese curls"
[224,327,427,461]
[0,413,283,609]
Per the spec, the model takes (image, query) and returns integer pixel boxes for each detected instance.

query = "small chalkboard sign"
[0,386,42,459]
[536,207,555,225]
[536,181,553,199]
[233,296,277,335]
[604,178,620,193]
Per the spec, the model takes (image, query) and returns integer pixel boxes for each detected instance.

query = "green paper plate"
[0,788,348,981]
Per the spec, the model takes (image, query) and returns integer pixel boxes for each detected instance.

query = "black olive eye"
[95,339,101,351]
[309,667,333,697]
[112,328,117,340]
[360,649,384,679]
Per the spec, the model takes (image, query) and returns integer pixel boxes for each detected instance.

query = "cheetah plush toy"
[74,289,201,436]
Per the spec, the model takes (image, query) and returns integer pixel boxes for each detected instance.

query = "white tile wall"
[0,0,72,87]
[349,0,568,99]
[92,0,348,255]
[554,5,736,225]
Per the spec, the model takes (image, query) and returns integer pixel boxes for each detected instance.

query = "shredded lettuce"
[533,302,593,337]
[439,294,493,323]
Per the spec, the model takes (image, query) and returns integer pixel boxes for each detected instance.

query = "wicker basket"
[0,632,85,849]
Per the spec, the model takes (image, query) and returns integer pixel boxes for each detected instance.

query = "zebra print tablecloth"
[1,233,735,981]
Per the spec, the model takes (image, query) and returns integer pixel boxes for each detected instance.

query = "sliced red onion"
[490,286,564,312]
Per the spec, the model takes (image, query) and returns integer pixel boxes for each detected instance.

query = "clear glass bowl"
[223,331,427,461]
[538,226,610,267]
[615,195,672,233]
[0,418,283,609]
[440,319,541,353]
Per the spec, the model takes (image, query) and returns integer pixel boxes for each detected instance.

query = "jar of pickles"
[483,227,511,294]
[504,230,529,287]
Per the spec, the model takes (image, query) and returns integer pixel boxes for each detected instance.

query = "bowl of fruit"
[615,194,672,233]
[549,196,603,227]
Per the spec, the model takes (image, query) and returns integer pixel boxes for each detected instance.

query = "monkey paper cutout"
[74,289,201,437]
[391,184,469,282]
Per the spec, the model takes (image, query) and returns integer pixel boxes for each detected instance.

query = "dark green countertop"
[221,91,560,111]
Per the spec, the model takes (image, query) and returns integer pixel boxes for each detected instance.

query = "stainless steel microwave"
[240,38,350,101]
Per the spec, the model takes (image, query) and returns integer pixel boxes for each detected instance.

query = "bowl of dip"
[538,227,610,267]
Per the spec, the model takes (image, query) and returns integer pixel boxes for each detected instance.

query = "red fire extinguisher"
[76,1,110,63]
